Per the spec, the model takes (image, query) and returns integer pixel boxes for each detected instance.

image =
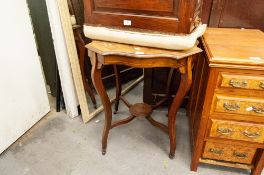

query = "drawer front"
[213,95,264,117]
[203,141,256,164]
[209,119,264,143]
[218,72,264,90]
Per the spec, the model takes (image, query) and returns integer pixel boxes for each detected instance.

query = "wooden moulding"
[199,158,253,170]
[56,0,90,123]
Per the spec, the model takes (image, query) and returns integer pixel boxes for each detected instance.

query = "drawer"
[203,141,256,164]
[212,94,264,117]
[217,72,264,90]
[209,119,264,143]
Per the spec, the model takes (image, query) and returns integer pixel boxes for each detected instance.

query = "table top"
[86,40,202,60]
[202,28,264,68]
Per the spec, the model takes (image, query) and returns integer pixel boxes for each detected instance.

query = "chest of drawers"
[83,0,202,33]
[188,28,264,175]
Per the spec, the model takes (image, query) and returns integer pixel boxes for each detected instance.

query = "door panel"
[83,0,199,33]
[219,0,264,30]
[94,0,174,12]
[0,0,50,153]
[208,0,264,31]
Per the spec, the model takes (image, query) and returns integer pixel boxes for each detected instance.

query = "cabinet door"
[94,0,174,12]
[83,0,198,33]
[209,0,264,30]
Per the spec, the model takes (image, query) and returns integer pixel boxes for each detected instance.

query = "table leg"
[251,150,264,175]
[79,42,97,109]
[168,57,193,158]
[166,68,175,98]
[90,52,112,155]
[114,65,121,114]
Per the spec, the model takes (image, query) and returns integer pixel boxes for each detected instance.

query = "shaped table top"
[86,40,202,60]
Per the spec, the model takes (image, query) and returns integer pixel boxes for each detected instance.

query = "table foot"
[169,153,175,159]
[102,150,106,155]
[114,103,120,114]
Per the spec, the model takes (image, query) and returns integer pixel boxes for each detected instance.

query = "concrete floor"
[0,83,262,175]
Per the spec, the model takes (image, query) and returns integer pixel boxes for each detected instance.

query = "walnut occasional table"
[86,40,202,158]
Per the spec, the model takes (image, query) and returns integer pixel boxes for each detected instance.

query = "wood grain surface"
[212,95,264,117]
[202,28,264,68]
[86,40,202,59]
[203,141,256,164]
[209,119,264,143]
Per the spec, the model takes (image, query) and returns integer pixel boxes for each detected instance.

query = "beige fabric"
[83,24,206,50]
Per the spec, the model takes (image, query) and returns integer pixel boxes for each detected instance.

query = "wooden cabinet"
[143,0,264,107]
[83,0,202,33]
[202,0,264,31]
[188,28,264,175]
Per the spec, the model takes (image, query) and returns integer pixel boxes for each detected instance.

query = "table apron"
[102,55,188,69]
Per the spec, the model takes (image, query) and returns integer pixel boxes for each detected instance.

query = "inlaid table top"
[86,40,202,59]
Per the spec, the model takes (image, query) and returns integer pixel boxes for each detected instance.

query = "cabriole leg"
[168,57,193,158]
[90,51,112,155]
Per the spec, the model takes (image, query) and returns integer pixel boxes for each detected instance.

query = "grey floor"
[0,83,262,175]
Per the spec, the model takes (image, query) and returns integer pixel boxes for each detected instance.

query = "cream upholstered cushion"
[83,24,206,50]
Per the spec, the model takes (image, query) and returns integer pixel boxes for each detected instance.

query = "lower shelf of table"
[129,103,152,117]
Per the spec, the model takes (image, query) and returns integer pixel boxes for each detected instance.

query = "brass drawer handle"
[223,103,240,111]
[260,82,264,89]
[242,130,261,138]
[209,148,223,155]
[233,152,248,158]
[217,128,233,135]
[252,106,264,114]
[229,79,248,88]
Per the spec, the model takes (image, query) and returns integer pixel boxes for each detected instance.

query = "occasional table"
[86,40,202,158]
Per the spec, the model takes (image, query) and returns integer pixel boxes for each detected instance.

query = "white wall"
[0,0,50,153]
